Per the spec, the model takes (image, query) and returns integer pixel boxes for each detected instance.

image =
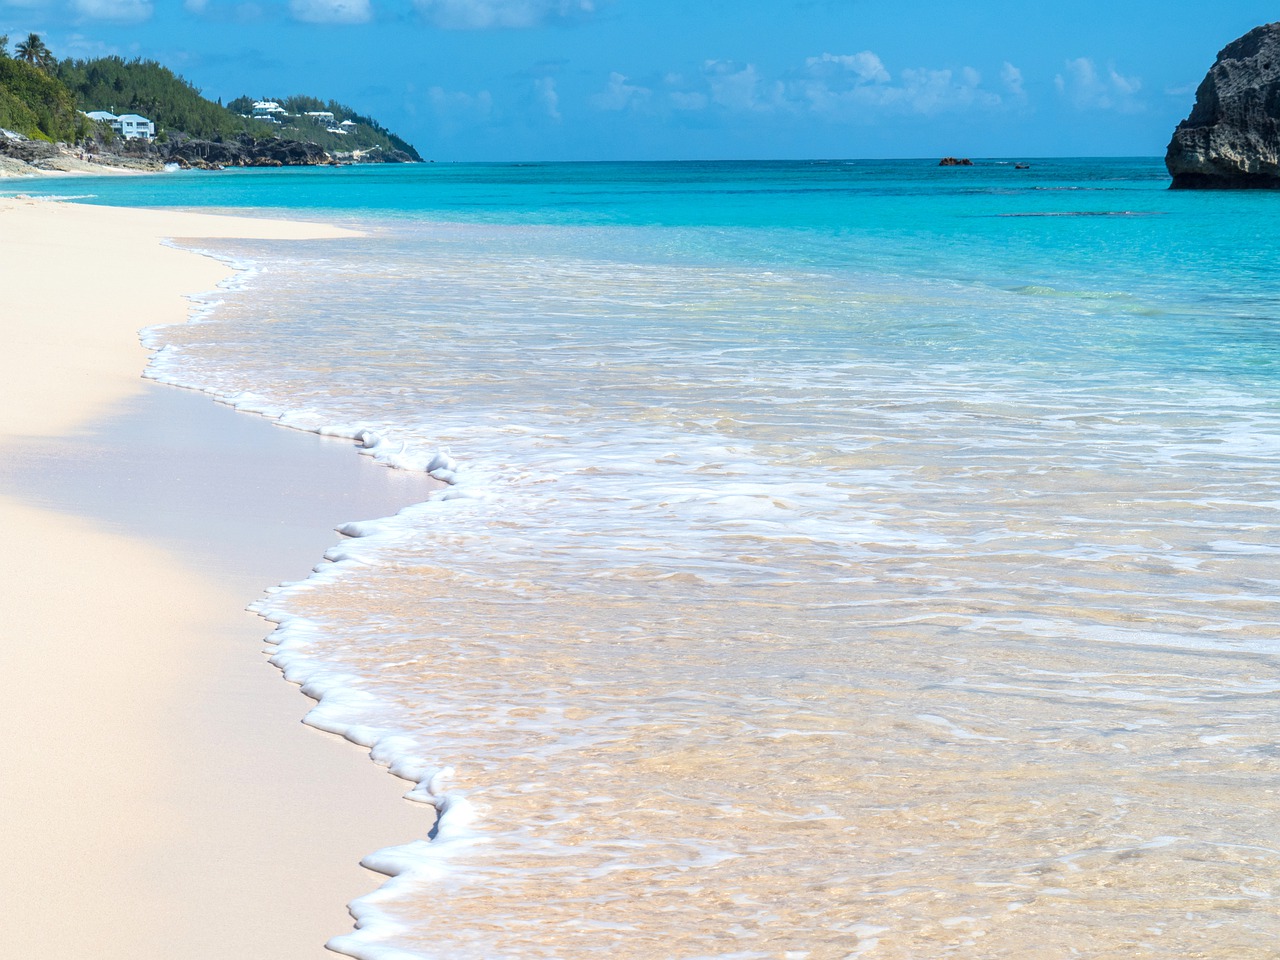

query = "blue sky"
[1,1,1275,160]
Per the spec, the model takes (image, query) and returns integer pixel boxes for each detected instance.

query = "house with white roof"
[252,100,288,123]
[115,114,155,139]
[304,111,335,123]
[84,111,155,140]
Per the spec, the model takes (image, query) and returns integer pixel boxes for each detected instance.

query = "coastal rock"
[1166,22,1280,188]
[0,137,59,164]
[938,157,973,166]
[163,134,331,168]
[331,146,416,164]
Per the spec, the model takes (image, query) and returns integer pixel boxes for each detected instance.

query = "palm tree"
[15,33,49,70]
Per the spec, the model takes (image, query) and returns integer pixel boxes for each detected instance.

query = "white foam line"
[255,583,483,959]
[138,239,498,959]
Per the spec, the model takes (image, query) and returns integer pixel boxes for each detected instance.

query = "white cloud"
[591,71,650,112]
[705,60,785,113]
[289,0,370,23]
[892,66,997,113]
[584,52,1013,125]
[792,52,999,116]
[426,85,494,138]
[413,0,595,29]
[1000,61,1023,98]
[805,51,890,85]
[1055,57,1142,111]
[669,90,707,111]
[57,31,119,56]
[535,76,560,121]
[73,0,153,20]
[429,85,494,117]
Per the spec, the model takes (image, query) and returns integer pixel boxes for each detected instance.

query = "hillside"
[227,94,422,161]
[0,56,85,142]
[1,37,420,163]
[56,56,267,141]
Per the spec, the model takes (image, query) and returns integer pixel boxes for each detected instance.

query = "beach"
[4,161,1280,958]
[0,196,437,958]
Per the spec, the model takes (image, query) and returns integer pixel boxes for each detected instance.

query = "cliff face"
[162,134,332,168]
[1166,22,1280,188]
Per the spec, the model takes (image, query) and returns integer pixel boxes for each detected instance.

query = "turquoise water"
[19,161,1280,958]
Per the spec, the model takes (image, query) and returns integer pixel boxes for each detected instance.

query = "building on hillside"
[304,111,336,123]
[339,119,357,130]
[84,111,155,140]
[252,100,288,123]
[115,114,155,139]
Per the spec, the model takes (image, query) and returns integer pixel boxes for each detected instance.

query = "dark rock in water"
[1166,22,1280,188]
[938,156,973,166]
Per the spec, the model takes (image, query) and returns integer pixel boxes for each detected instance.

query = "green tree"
[15,33,50,71]
[0,55,85,140]
[0,35,10,59]
[56,56,267,139]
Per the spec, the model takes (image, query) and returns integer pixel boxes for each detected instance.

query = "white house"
[85,111,155,140]
[115,114,155,139]
[304,110,335,123]
[252,100,288,123]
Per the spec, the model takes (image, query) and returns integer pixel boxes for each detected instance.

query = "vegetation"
[226,93,422,159]
[56,57,269,140]
[0,34,420,158]
[0,54,86,141]
[15,33,55,71]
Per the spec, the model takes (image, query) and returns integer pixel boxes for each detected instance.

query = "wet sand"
[0,197,437,958]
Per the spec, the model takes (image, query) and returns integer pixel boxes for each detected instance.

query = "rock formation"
[938,157,973,166]
[1166,22,1280,188]
[0,136,59,164]
[161,134,331,169]
[159,135,414,169]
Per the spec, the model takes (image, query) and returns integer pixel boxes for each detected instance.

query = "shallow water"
[38,160,1280,957]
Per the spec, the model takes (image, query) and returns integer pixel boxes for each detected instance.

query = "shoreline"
[0,138,166,178]
[0,196,438,957]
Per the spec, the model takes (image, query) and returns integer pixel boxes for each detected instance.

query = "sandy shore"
[0,197,436,958]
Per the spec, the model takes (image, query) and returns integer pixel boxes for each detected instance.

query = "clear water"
[18,160,1280,958]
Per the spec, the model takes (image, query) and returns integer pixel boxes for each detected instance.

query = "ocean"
[11,159,1280,958]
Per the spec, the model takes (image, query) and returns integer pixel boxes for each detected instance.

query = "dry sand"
[0,197,437,958]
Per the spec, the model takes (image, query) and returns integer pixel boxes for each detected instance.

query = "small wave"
[1008,284,1136,301]
[996,210,1164,217]
[8,192,100,201]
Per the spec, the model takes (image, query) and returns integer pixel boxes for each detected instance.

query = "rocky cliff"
[156,133,331,169]
[1166,22,1280,188]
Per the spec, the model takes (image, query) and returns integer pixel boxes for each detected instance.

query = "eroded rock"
[1166,22,1280,188]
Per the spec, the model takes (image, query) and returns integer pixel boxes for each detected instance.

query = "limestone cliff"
[1166,22,1280,188]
